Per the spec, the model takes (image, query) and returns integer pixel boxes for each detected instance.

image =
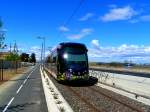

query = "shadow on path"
[0,102,37,112]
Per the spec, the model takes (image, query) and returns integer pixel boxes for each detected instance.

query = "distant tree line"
[5,52,36,63]
[19,53,36,63]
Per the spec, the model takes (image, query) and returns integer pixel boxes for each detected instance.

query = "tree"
[0,18,7,51]
[5,53,20,61]
[20,53,29,62]
[29,53,36,63]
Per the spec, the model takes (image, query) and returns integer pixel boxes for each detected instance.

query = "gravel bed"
[48,75,95,112]
[72,86,133,112]
[92,85,150,112]
[46,72,150,112]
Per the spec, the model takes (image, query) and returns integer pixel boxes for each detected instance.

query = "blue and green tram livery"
[45,42,89,81]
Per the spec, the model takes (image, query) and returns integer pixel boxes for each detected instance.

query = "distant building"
[0,52,10,60]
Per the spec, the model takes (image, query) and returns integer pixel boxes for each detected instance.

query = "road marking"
[27,75,30,79]
[2,97,14,112]
[23,79,27,84]
[16,66,37,94]
[2,65,38,112]
[16,85,23,94]
[27,66,36,79]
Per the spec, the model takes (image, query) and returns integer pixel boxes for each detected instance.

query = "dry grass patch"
[90,65,150,74]
[0,67,29,85]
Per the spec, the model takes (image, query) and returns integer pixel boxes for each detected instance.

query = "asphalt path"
[0,64,48,112]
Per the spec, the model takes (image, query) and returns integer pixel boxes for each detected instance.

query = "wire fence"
[0,60,32,81]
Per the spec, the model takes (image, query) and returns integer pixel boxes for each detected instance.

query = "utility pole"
[37,36,45,67]
[10,43,12,53]
[41,43,43,64]
[0,17,4,81]
[0,17,5,52]
[13,41,16,53]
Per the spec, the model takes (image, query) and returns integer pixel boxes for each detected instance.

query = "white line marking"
[16,85,23,94]
[27,67,36,79]
[2,65,38,112]
[23,79,27,84]
[2,97,14,112]
[17,65,38,94]
[27,75,30,79]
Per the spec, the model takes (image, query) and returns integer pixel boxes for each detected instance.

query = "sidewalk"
[0,66,34,91]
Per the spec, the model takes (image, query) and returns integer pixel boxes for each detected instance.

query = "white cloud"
[129,15,150,23]
[29,46,41,53]
[79,13,94,21]
[28,46,41,60]
[28,46,51,61]
[88,43,150,63]
[7,44,50,61]
[129,19,139,23]
[19,46,45,61]
[140,15,150,21]
[91,40,100,47]
[144,46,150,52]
[101,6,137,22]
[67,28,93,40]
[59,26,69,32]
[91,39,100,50]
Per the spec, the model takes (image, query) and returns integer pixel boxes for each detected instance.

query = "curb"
[40,66,74,112]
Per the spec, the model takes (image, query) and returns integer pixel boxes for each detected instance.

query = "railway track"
[45,69,150,112]
[89,87,144,112]
[66,86,104,112]
[64,85,144,112]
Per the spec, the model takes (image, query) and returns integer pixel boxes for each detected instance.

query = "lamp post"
[37,36,45,66]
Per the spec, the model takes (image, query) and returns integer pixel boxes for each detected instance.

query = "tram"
[45,42,89,81]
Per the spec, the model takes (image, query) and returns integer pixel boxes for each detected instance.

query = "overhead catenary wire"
[58,0,85,40]
[63,0,85,26]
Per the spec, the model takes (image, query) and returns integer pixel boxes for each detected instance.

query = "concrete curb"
[40,66,74,112]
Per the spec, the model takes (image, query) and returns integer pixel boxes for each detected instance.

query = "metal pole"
[41,43,43,66]
[10,43,12,53]
[2,60,3,80]
[43,37,45,67]
[41,43,42,64]
[15,61,17,73]
[0,60,1,81]
[37,36,45,67]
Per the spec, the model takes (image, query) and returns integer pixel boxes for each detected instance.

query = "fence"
[89,70,150,99]
[0,60,22,81]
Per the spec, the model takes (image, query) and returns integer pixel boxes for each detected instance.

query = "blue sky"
[0,0,150,63]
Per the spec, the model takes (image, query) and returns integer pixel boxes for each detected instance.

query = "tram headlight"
[63,53,68,59]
